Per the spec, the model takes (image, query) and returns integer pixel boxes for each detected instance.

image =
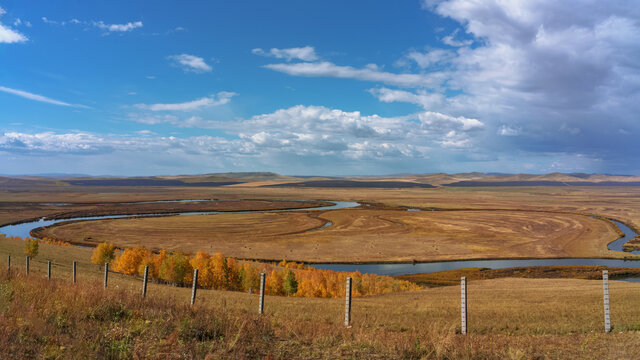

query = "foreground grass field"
[2,238,640,358]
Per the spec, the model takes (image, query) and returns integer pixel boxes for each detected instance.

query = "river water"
[0,200,360,239]
[1,200,638,277]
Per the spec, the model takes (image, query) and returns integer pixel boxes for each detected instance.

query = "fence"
[4,255,618,333]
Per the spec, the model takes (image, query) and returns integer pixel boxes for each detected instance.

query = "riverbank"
[395,265,640,287]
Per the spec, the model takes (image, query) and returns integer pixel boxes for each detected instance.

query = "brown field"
[396,265,640,287]
[3,178,640,264]
[37,208,623,262]
[1,238,640,358]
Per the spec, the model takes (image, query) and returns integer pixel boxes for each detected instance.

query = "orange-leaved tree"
[113,247,149,275]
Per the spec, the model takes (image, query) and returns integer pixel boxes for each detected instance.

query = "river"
[1,200,638,277]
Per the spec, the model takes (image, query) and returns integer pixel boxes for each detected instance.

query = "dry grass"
[38,208,621,262]
[396,265,640,287]
[2,238,640,358]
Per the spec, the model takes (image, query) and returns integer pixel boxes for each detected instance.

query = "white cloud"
[0,131,108,153]
[403,48,455,68]
[369,87,445,109]
[93,20,143,32]
[134,92,236,112]
[0,85,86,107]
[252,46,319,61]
[417,111,483,131]
[126,104,482,159]
[0,7,27,43]
[497,125,520,136]
[264,61,445,88]
[0,23,27,43]
[441,29,473,47]
[440,130,471,148]
[41,17,143,33]
[167,54,212,73]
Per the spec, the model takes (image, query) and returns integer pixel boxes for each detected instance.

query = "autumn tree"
[265,270,284,296]
[91,242,115,267]
[113,247,148,275]
[24,238,39,257]
[283,270,298,295]
[159,252,193,285]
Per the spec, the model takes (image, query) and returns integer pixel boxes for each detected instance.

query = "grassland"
[396,265,640,287]
[38,208,623,262]
[2,237,640,358]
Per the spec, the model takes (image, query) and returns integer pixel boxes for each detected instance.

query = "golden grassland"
[38,208,623,262]
[2,238,640,358]
[396,265,640,287]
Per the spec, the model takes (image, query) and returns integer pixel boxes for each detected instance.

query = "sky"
[1,0,639,176]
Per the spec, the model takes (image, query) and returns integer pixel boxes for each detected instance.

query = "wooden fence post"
[603,270,611,333]
[104,263,109,289]
[461,277,467,334]
[47,261,51,280]
[345,277,352,327]
[142,265,149,298]
[190,268,199,306]
[259,272,266,314]
[25,256,29,275]
[7,254,10,272]
[72,261,77,283]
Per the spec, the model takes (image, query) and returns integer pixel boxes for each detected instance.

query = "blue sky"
[1,0,639,176]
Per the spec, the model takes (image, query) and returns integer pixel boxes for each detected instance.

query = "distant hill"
[2,172,640,189]
[263,180,436,189]
[63,179,243,187]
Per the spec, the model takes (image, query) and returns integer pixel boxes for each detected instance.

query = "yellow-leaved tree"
[24,238,39,257]
[91,242,115,268]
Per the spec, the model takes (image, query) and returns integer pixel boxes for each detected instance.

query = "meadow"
[3,176,640,358]
[1,238,640,359]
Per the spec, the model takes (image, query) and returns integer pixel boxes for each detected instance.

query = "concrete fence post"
[259,272,266,314]
[603,270,611,333]
[345,277,352,327]
[72,261,77,283]
[190,268,199,306]
[47,261,51,280]
[142,266,149,298]
[25,256,29,275]
[461,277,467,334]
[104,263,109,289]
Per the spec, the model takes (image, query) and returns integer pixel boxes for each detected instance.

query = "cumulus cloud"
[252,46,319,61]
[369,87,445,109]
[264,61,445,88]
[401,48,455,68]
[125,103,483,160]
[168,54,213,73]
[0,85,87,107]
[134,92,236,112]
[441,29,473,47]
[0,6,28,43]
[0,131,248,156]
[0,132,110,154]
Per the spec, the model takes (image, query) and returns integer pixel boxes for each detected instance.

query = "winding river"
[1,200,639,277]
